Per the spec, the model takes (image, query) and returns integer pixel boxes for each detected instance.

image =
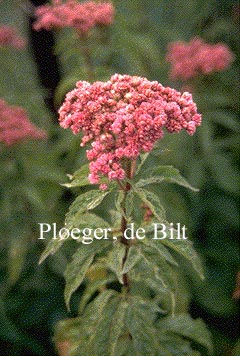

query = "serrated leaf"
[125,190,134,219]
[135,152,150,175]
[140,245,177,290]
[88,190,111,210]
[114,190,126,218]
[81,290,119,354]
[65,190,110,227]
[126,297,160,356]
[157,314,213,353]
[122,245,142,274]
[108,298,129,356]
[127,245,177,309]
[64,242,109,309]
[136,166,198,191]
[79,275,116,313]
[134,187,166,223]
[160,233,204,279]
[106,243,126,284]
[64,246,96,309]
[142,237,178,266]
[39,236,67,264]
[62,164,90,188]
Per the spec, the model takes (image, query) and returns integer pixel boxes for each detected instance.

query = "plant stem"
[120,159,136,290]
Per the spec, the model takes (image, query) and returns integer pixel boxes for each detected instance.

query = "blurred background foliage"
[0,0,239,355]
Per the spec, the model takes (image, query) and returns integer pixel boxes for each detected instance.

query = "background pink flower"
[33,0,114,35]
[166,37,234,80]
[0,99,47,146]
[0,24,26,49]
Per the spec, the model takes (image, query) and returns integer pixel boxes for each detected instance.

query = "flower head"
[59,74,202,185]
[33,0,114,34]
[166,37,234,80]
[0,24,26,49]
[0,99,47,146]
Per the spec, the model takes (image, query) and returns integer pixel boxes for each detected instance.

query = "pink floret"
[0,99,47,146]
[33,0,114,34]
[0,24,26,49]
[166,37,234,80]
[59,74,202,186]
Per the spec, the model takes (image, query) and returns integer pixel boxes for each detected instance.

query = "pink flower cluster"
[166,37,234,80]
[0,99,47,146]
[33,0,114,34]
[0,24,26,49]
[59,74,202,185]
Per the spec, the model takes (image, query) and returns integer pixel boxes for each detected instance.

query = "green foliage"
[49,153,212,355]
[0,0,238,355]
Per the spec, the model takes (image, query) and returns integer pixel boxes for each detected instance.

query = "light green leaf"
[39,236,66,265]
[87,190,111,210]
[65,190,110,226]
[135,152,150,175]
[134,188,166,222]
[157,314,213,353]
[39,212,109,264]
[115,190,126,218]
[160,233,204,279]
[78,276,116,313]
[62,164,90,188]
[64,242,109,309]
[125,190,134,220]
[82,290,119,354]
[108,298,129,356]
[126,297,160,356]
[122,245,142,274]
[142,237,178,266]
[106,243,126,284]
[136,166,198,191]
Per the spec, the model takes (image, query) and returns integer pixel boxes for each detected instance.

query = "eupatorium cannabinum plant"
[40,74,212,356]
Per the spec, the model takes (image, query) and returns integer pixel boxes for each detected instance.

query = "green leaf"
[127,244,177,311]
[108,298,129,356]
[39,212,109,264]
[134,188,166,222]
[125,190,134,220]
[62,164,90,188]
[233,338,240,356]
[160,233,204,279]
[126,296,161,356]
[114,190,126,218]
[39,236,66,264]
[156,314,213,354]
[136,165,198,191]
[80,290,119,354]
[78,276,116,313]
[106,243,126,284]
[64,242,109,309]
[135,152,150,176]
[65,190,109,227]
[65,190,110,227]
[122,245,142,274]
[8,234,29,284]
[142,237,178,266]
